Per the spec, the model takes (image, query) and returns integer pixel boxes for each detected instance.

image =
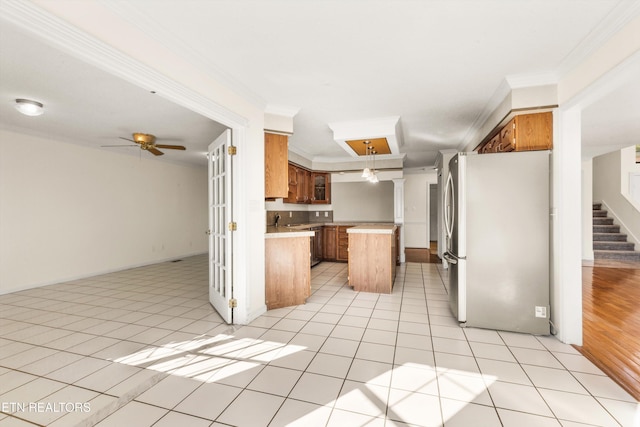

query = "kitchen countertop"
[265,222,398,238]
[265,226,314,238]
[347,224,397,234]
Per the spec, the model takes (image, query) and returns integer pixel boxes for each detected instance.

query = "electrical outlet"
[324,211,328,217]
[289,211,292,218]
[535,306,547,318]
[315,211,319,217]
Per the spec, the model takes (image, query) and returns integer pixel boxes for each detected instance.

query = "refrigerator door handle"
[443,252,460,265]
[444,172,455,240]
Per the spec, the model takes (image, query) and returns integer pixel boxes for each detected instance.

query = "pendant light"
[368,149,379,183]
[361,140,372,178]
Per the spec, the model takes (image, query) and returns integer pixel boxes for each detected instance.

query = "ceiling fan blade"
[118,136,137,143]
[102,144,137,147]
[155,144,186,150]
[147,147,164,156]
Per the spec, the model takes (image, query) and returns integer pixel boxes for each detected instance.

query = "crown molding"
[287,144,316,160]
[461,78,511,148]
[312,153,406,164]
[505,71,558,89]
[265,104,300,118]
[556,0,640,79]
[0,0,249,128]
[98,0,267,112]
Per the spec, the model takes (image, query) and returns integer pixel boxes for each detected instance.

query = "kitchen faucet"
[274,213,281,227]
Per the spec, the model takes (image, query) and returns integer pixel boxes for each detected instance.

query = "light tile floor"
[0,255,638,426]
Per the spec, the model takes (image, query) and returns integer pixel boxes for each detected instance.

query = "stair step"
[593,203,602,210]
[594,250,640,261]
[593,241,635,251]
[593,217,614,225]
[593,232,628,242]
[593,210,608,217]
[593,224,621,233]
[593,233,627,242]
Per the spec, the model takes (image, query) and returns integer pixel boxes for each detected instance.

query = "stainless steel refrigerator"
[443,150,550,335]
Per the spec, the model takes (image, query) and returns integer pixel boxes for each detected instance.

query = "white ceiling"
[0,21,228,166]
[1,0,639,168]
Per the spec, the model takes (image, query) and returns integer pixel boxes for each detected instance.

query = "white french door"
[208,129,234,323]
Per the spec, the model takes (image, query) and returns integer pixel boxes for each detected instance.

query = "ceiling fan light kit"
[132,132,155,144]
[15,98,44,116]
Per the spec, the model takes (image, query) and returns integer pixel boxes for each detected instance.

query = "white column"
[582,159,594,261]
[393,178,406,263]
[551,109,583,345]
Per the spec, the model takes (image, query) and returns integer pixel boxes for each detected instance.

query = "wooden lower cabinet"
[348,229,397,294]
[337,226,352,261]
[395,226,401,266]
[323,226,337,260]
[265,236,310,310]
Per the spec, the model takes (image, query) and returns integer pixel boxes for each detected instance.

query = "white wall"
[403,172,437,248]
[593,147,640,248]
[332,181,394,222]
[0,129,208,293]
[621,145,640,198]
[6,0,268,324]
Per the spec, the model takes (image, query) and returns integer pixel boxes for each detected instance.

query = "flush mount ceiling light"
[15,99,44,116]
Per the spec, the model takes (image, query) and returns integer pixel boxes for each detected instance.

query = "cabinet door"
[284,163,298,204]
[395,226,401,266]
[311,172,331,204]
[512,113,553,151]
[323,226,337,260]
[264,133,289,199]
[500,119,515,151]
[288,163,297,185]
[337,226,352,261]
[314,228,323,262]
[295,168,309,203]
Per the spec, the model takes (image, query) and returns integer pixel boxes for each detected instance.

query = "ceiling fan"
[104,133,186,156]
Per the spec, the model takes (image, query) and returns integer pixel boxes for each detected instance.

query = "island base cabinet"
[348,232,396,294]
[265,237,310,310]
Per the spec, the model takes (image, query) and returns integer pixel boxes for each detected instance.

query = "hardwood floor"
[577,260,640,401]
[405,242,441,264]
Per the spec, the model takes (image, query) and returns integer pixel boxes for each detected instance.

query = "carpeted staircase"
[593,203,640,261]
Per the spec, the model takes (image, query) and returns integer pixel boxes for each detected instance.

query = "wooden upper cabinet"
[507,112,552,152]
[311,172,331,204]
[288,163,297,186]
[264,133,289,199]
[296,168,310,203]
[479,112,553,154]
[284,163,331,204]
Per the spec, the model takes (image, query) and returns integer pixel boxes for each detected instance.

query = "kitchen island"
[265,226,313,310]
[347,224,398,294]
